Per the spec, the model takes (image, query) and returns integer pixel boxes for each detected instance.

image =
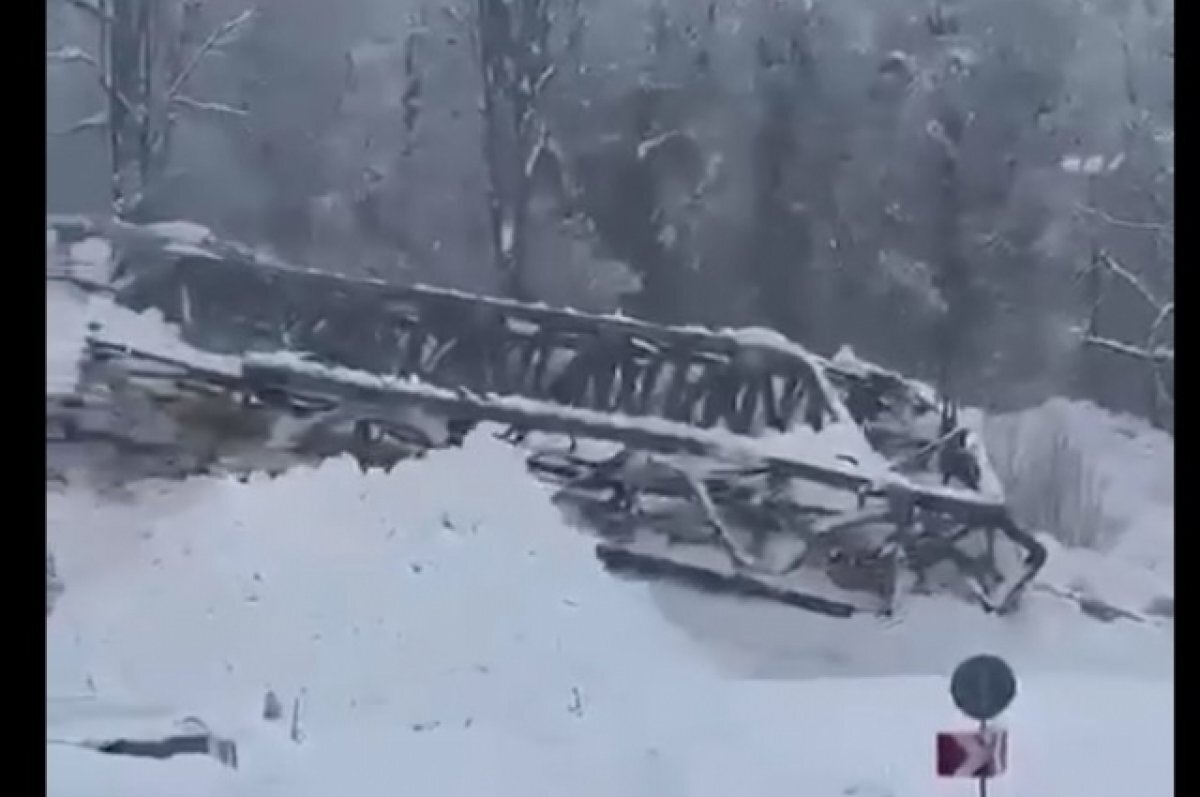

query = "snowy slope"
[47,432,1172,797]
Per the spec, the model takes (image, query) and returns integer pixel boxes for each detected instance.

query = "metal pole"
[978,719,988,797]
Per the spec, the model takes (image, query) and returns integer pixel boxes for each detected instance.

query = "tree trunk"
[751,68,809,343]
[475,0,552,302]
[931,108,971,402]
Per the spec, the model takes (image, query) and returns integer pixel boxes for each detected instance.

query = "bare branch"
[46,45,99,66]
[46,47,137,119]
[533,63,556,97]
[166,9,259,102]
[209,8,260,48]
[636,130,687,161]
[1076,330,1174,365]
[1084,251,1165,312]
[57,0,111,24]
[524,130,548,180]
[55,110,109,136]
[1143,302,1175,373]
[1075,203,1173,239]
[171,95,247,118]
[1150,302,1174,337]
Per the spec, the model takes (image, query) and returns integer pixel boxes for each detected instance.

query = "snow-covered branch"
[636,130,688,162]
[523,125,550,180]
[1075,203,1173,240]
[533,63,557,97]
[166,8,258,102]
[46,46,137,119]
[1149,302,1174,340]
[171,95,248,119]
[58,0,110,24]
[1080,250,1167,314]
[1074,243,1173,417]
[57,110,109,135]
[1076,331,1173,365]
[46,45,97,68]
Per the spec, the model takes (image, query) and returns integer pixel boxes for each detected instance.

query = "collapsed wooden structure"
[46,215,1047,617]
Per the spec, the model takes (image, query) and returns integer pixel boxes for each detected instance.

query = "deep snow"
[47,430,1172,797]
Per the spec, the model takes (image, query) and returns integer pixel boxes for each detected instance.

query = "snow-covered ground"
[45,255,1172,797]
[47,428,1172,797]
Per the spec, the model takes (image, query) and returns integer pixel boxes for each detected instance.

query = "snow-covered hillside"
[47,428,1172,797]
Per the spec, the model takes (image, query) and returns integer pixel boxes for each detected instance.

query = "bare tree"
[47,0,256,219]
[1064,5,1173,427]
[747,3,817,344]
[1074,246,1174,427]
[469,0,560,300]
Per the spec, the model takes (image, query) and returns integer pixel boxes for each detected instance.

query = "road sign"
[936,728,1008,778]
[950,654,1017,721]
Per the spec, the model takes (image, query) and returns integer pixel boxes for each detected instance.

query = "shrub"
[984,407,1117,550]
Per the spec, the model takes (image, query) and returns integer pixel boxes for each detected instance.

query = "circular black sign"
[950,654,1017,721]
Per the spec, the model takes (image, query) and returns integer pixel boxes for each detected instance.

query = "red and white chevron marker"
[936,728,1008,778]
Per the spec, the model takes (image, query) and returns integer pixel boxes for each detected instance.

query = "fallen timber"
[68,335,1044,617]
[48,217,1048,617]
[50,214,950,457]
[54,215,849,437]
[242,351,1013,523]
[242,350,1045,616]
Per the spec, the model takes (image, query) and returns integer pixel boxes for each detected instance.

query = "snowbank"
[48,433,707,716]
[47,430,1172,797]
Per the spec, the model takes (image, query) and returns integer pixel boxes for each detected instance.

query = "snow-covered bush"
[984,402,1117,550]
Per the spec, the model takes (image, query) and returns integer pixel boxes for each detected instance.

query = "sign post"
[937,654,1017,796]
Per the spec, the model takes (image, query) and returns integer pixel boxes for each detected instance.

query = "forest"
[45,0,1174,428]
